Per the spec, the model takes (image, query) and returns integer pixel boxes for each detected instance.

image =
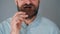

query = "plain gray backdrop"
[0,0,60,29]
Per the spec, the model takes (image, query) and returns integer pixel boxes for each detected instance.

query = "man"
[0,0,60,34]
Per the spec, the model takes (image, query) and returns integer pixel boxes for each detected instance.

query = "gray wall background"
[0,0,60,28]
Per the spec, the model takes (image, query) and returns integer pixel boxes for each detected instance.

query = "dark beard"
[17,4,39,19]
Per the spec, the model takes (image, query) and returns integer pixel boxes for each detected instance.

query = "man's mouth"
[24,6,32,8]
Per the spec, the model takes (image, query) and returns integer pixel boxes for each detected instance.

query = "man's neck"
[24,16,36,25]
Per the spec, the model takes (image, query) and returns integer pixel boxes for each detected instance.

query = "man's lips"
[24,6,32,8]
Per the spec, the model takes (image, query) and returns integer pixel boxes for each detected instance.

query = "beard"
[17,3,39,19]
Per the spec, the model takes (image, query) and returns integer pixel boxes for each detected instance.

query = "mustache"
[23,4,34,8]
[17,4,36,11]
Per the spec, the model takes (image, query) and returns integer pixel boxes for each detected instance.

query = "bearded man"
[0,0,60,34]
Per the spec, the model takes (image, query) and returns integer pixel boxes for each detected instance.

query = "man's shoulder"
[35,17,60,34]
[41,17,56,26]
[0,17,12,28]
[40,17,59,30]
[0,18,11,34]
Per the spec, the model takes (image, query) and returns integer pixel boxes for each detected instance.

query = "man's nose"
[25,0,31,4]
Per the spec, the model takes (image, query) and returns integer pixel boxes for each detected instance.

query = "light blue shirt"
[0,15,60,34]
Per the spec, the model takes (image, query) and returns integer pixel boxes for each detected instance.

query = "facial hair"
[17,3,39,19]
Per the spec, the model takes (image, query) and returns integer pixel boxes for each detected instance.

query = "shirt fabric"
[0,15,60,34]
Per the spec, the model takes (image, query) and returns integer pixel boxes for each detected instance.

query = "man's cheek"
[17,1,24,7]
[32,2,38,7]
